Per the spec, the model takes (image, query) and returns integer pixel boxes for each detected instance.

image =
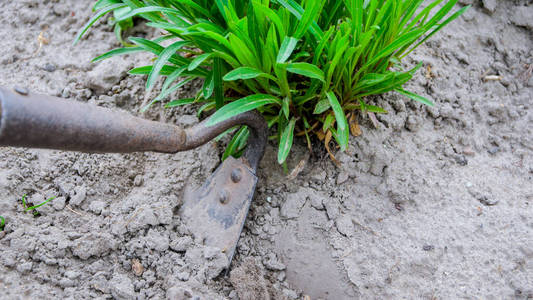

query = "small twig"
[386,260,401,284]
[124,208,144,227]
[66,205,86,217]
[352,219,379,237]
[153,205,169,210]
[324,130,341,167]
[21,29,49,61]
[483,75,502,82]
[341,249,354,258]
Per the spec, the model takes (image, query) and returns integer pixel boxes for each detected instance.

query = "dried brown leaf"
[425,64,434,79]
[324,130,340,166]
[349,113,362,137]
[316,130,325,141]
[296,121,319,137]
[368,112,379,128]
[287,155,308,181]
[132,259,144,276]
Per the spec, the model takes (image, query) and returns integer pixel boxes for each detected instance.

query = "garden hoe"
[0,86,267,270]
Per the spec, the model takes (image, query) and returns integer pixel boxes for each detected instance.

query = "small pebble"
[423,245,435,251]
[43,63,57,72]
[487,146,500,155]
[14,86,29,95]
[133,175,143,187]
[176,271,190,281]
[478,196,499,206]
[455,155,468,166]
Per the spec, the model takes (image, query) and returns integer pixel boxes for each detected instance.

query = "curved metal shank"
[0,87,267,170]
[183,112,266,170]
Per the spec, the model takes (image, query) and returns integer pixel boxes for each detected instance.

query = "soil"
[1,1,532,299]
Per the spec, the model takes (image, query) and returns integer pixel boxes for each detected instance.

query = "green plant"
[0,216,5,231]
[76,0,468,164]
[21,194,56,217]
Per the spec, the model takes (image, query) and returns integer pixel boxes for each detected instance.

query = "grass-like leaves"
[79,0,468,164]
[21,194,56,217]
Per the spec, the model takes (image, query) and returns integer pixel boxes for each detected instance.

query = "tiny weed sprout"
[21,194,56,217]
[0,216,5,231]
[77,0,468,164]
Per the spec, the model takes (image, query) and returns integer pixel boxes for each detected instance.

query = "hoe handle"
[0,87,267,170]
[0,86,186,154]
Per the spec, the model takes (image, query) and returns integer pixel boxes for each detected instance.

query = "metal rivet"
[231,168,242,183]
[219,189,229,204]
[14,86,29,96]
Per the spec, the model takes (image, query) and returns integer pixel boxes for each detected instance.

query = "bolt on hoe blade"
[180,156,258,270]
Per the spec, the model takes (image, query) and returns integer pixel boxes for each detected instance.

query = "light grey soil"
[0,1,532,299]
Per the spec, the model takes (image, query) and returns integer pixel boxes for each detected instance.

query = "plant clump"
[77,0,468,164]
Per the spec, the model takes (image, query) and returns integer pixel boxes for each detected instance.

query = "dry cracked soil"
[0,0,532,299]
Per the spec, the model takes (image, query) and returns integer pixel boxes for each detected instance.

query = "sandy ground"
[0,0,532,299]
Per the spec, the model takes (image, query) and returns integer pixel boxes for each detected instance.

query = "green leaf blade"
[326,92,349,151]
[223,67,266,81]
[146,40,190,91]
[206,94,280,126]
[165,98,196,108]
[92,47,143,62]
[286,62,325,82]
[313,98,330,114]
[395,88,434,106]
[277,37,298,64]
[74,4,127,45]
[188,53,211,71]
[278,117,297,164]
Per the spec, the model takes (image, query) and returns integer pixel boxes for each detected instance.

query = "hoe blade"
[180,156,257,268]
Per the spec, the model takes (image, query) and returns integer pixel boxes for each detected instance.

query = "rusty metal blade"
[180,156,257,268]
